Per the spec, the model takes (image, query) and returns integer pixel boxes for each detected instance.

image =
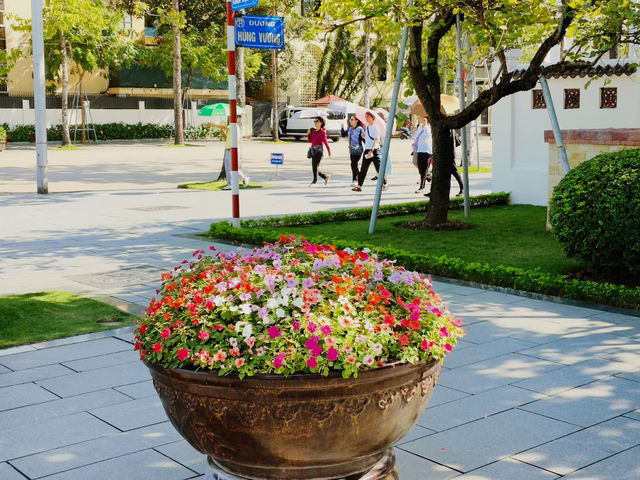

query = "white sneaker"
[243,177,250,187]
[324,175,330,185]
[309,182,317,187]
[350,181,357,187]
[415,188,424,194]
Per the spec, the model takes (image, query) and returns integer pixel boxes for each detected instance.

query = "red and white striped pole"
[226,0,240,227]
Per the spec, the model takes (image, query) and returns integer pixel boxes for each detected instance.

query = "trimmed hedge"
[549,149,640,275]
[207,194,640,311]
[1,122,224,142]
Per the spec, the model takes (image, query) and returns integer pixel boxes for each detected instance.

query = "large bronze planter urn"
[147,359,440,480]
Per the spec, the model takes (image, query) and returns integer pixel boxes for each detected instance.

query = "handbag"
[412,151,419,167]
[307,147,313,159]
[308,145,323,158]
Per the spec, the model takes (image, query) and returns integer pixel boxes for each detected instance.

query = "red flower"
[152,341,163,353]
[383,314,396,327]
[160,328,171,339]
[398,334,410,346]
[410,319,422,331]
[177,349,190,361]
[138,324,148,335]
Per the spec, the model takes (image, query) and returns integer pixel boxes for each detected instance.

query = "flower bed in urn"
[134,236,463,378]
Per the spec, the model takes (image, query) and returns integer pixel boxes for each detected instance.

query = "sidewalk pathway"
[1,141,638,479]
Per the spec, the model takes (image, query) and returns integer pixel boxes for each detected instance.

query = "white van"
[278,106,346,142]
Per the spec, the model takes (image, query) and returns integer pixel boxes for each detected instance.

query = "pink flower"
[440,327,450,338]
[308,321,317,333]
[327,348,339,361]
[292,320,301,331]
[177,349,190,361]
[346,354,356,364]
[363,355,374,366]
[268,326,281,339]
[320,325,332,335]
[198,330,210,341]
[235,358,245,368]
[311,346,322,357]
[304,336,319,350]
[160,328,171,339]
[307,357,318,369]
[273,352,285,368]
[444,343,453,353]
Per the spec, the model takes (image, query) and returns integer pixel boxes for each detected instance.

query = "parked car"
[278,106,346,142]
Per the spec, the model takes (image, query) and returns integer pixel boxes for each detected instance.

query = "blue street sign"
[235,15,284,50]
[271,153,284,165]
[231,0,258,12]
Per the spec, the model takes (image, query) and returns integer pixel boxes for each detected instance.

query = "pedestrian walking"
[347,115,365,186]
[352,111,386,192]
[413,116,433,194]
[307,117,331,186]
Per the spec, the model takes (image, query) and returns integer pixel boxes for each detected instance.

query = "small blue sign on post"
[270,153,284,165]
[235,15,284,50]
[231,0,259,12]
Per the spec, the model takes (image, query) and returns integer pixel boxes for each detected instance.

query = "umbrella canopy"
[291,108,327,119]
[311,94,348,105]
[327,100,359,113]
[410,94,460,116]
[198,103,244,117]
[354,108,387,142]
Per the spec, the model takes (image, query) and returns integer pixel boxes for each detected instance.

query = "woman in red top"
[307,117,331,186]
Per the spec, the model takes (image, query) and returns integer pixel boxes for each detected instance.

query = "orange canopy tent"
[311,94,349,105]
[411,94,460,116]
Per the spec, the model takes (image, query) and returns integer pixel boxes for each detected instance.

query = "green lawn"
[265,205,581,276]
[178,180,268,191]
[0,291,137,349]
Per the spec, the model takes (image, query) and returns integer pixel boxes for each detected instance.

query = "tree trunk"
[363,19,371,108]
[427,120,455,225]
[79,73,86,143]
[59,32,71,146]
[236,44,246,136]
[172,0,184,145]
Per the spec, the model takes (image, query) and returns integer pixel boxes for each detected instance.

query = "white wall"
[492,62,640,205]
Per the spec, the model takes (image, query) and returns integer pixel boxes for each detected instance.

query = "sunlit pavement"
[1,139,639,479]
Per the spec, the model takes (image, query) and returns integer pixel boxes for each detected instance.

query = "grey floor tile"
[488,316,589,344]
[36,361,150,397]
[514,416,640,476]
[515,358,636,396]
[0,364,11,374]
[89,395,168,431]
[561,444,640,480]
[1,337,131,371]
[0,462,27,479]
[115,380,158,399]
[394,448,460,480]
[438,354,564,394]
[0,364,73,388]
[0,382,59,411]
[428,385,469,407]
[400,409,580,473]
[444,338,536,369]
[519,332,639,365]
[458,321,511,344]
[521,376,640,427]
[0,412,117,462]
[417,385,543,432]
[395,425,434,446]
[10,422,182,479]
[63,350,139,372]
[155,440,208,475]
[39,449,196,480]
[454,457,559,479]
[0,345,36,357]
[0,388,130,430]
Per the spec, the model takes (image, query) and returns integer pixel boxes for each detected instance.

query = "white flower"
[363,354,375,366]
[337,295,349,305]
[229,338,238,348]
[356,335,367,344]
[292,297,304,308]
[266,298,278,309]
[242,323,253,338]
[275,308,286,318]
[281,287,292,296]
[279,295,290,306]
[229,305,238,312]
[213,295,226,307]
[239,303,252,315]
[373,343,383,354]
[262,315,274,325]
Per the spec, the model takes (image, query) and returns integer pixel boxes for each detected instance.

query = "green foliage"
[549,149,640,275]
[3,123,222,142]
[206,194,640,310]
[0,126,6,143]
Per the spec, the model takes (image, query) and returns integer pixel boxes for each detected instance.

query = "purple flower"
[286,277,298,288]
[258,306,268,319]
[254,264,267,275]
[302,277,314,289]
[264,275,276,294]
[312,259,323,271]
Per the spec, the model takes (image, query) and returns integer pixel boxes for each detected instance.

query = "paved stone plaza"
[0,140,639,479]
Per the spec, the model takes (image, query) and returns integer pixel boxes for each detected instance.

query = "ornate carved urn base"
[147,360,440,480]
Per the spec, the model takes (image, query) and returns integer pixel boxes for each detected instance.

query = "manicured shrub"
[549,149,640,275]
[0,125,6,142]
